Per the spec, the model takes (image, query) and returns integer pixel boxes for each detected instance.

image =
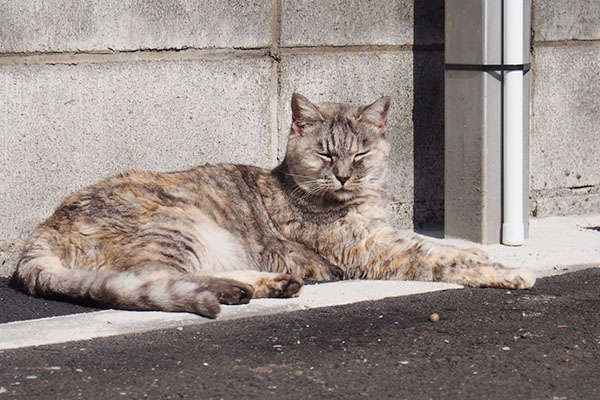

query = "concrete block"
[281,0,444,47]
[278,50,445,228]
[532,190,600,218]
[531,44,600,191]
[0,57,274,239]
[533,0,600,41]
[0,0,271,53]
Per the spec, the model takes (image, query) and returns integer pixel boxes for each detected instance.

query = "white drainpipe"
[502,0,525,246]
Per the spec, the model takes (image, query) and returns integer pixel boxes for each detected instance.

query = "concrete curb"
[1,213,597,350]
[0,280,462,350]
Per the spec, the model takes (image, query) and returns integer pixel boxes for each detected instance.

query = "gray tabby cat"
[12,93,535,318]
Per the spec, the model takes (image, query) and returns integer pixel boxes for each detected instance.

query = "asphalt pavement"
[1,214,598,399]
[1,267,598,400]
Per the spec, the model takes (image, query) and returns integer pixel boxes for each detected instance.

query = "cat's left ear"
[357,96,391,135]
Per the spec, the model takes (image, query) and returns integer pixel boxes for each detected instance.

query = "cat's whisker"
[279,170,319,181]
[285,177,332,200]
[298,181,333,201]
[296,183,328,201]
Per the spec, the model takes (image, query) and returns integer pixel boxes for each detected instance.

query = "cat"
[11,93,535,318]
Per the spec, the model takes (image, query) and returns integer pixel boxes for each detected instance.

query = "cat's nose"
[336,175,349,186]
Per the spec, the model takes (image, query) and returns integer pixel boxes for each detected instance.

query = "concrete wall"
[1,1,599,274]
[530,1,600,217]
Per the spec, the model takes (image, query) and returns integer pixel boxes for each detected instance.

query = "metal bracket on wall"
[444,63,530,72]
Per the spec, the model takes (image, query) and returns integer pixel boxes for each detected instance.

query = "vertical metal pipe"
[502,0,525,245]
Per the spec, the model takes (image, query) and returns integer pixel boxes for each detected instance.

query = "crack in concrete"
[0,44,424,66]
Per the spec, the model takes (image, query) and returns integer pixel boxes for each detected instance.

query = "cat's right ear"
[291,93,324,135]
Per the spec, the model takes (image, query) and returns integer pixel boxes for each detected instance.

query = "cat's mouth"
[332,187,355,201]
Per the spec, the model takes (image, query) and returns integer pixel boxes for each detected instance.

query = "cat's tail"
[11,245,253,318]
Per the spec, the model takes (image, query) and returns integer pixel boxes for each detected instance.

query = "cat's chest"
[278,202,385,245]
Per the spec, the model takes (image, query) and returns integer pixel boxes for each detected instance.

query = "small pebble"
[429,313,440,323]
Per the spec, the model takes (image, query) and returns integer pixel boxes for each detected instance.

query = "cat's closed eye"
[354,151,370,162]
[317,152,333,162]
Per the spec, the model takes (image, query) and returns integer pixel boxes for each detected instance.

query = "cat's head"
[282,93,391,203]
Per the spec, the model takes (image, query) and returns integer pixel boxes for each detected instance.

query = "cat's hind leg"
[213,270,304,298]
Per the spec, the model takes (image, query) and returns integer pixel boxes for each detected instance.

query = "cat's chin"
[330,189,356,203]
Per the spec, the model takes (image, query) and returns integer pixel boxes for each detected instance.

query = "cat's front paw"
[254,273,304,298]
[503,268,536,289]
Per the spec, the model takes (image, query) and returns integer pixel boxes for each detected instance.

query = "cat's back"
[38,164,269,231]
[19,163,276,270]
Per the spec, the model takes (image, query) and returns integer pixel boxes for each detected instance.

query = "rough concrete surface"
[0,0,271,53]
[531,43,600,194]
[437,213,600,278]
[0,280,462,349]
[281,0,445,47]
[0,57,274,239]
[532,186,600,218]
[0,239,24,278]
[533,0,600,41]
[281,0,415,47]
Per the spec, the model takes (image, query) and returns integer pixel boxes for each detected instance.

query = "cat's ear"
[291,93,324,135]
[357,96,391,135]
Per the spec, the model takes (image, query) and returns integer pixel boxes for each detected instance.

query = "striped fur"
[12,94,534,318]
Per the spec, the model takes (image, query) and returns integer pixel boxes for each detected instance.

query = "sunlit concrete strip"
[429,213,600,277]
[0,280,462,350]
